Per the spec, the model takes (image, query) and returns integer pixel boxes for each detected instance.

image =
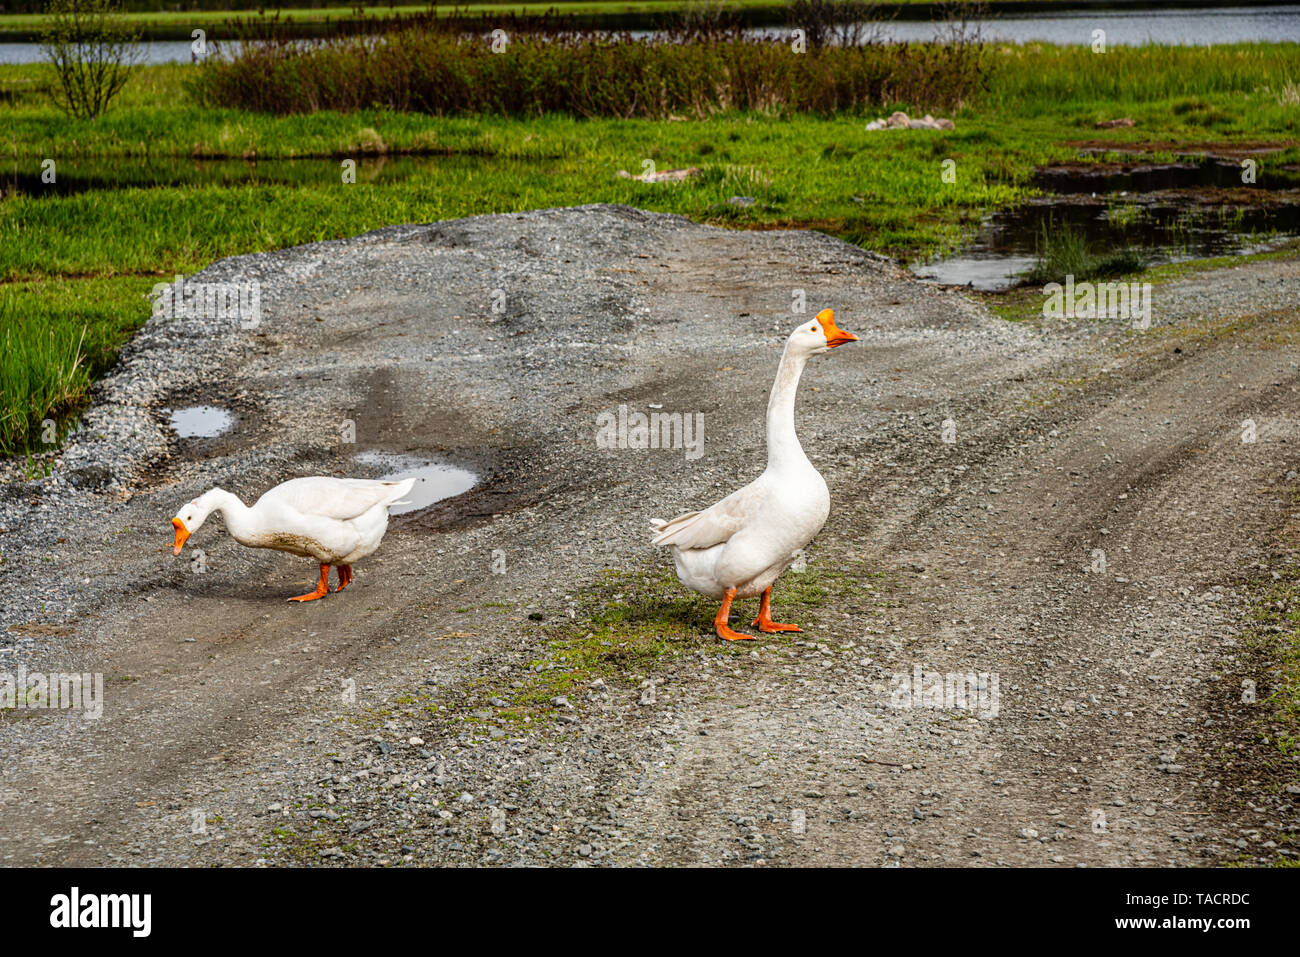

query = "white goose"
[170,476,415,601]
[651,308,858,640]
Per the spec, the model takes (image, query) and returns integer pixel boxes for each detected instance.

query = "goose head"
[170,489,222,555]
[787,308,858,355]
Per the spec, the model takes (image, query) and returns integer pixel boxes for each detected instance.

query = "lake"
[3,5,1299,64]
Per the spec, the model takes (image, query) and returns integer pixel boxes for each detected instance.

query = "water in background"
[3,6,1300,64]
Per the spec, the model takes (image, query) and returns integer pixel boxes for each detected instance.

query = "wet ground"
[352,452,478,515]
[913,147,1300,290]
[166,405,236,439]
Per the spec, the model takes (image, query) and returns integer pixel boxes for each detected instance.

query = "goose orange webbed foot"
[713,587,756,641]
[334,564,353,592]
[753,618,802,634]
[716,622,755,641]
[751,587,802,634]
[289,563,331,602]
[754,616,800,631]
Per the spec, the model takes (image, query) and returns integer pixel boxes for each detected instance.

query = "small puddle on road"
[354,451,478,515]
[166,405,235,438]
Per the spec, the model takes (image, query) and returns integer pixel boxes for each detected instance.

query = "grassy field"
[2,42,1298,454]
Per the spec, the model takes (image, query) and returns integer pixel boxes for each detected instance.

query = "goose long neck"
[207,490,253,540]
[766,344,810,471]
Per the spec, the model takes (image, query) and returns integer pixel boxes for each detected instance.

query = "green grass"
[475,567,733,723]
[1247,572,1300,757]
[1141,238,1300,279]
[983,237,1300,323]
[1022,218,1147,285]
[2,42,1298,454]
[1233,496,1300,864]
[0,278,154,456]
[473,562,866,724]
[987,43,1300,113]
[0,115,1014,449]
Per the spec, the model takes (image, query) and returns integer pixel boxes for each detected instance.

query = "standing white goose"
[650,308,858,640]
[170,476,415,601]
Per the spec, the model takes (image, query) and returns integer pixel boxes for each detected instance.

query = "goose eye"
[810,325,816,332]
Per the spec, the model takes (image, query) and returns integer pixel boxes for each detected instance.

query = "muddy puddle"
[166,405,236,439]
[354,451,478,516]
[915,153,1300,291]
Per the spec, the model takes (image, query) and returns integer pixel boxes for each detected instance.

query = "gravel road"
[1,204,1297,866]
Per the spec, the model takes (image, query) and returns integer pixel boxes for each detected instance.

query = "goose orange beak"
[171,518,190,555]
[816,308,859,348]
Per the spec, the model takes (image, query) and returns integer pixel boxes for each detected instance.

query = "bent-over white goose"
[170,476,414,601]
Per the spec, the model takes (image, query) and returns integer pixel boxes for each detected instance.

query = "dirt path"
[1,206,1296,866]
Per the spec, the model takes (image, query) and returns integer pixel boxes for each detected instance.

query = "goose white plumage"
[170,476,415,601]
[650,308,858,640]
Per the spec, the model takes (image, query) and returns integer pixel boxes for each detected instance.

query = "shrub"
[787,0,891,51]
[39,0,143,119]
[192,14,992,118]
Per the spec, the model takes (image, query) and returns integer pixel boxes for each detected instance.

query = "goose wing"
[650,482,767,550]
[260,477,415,523]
